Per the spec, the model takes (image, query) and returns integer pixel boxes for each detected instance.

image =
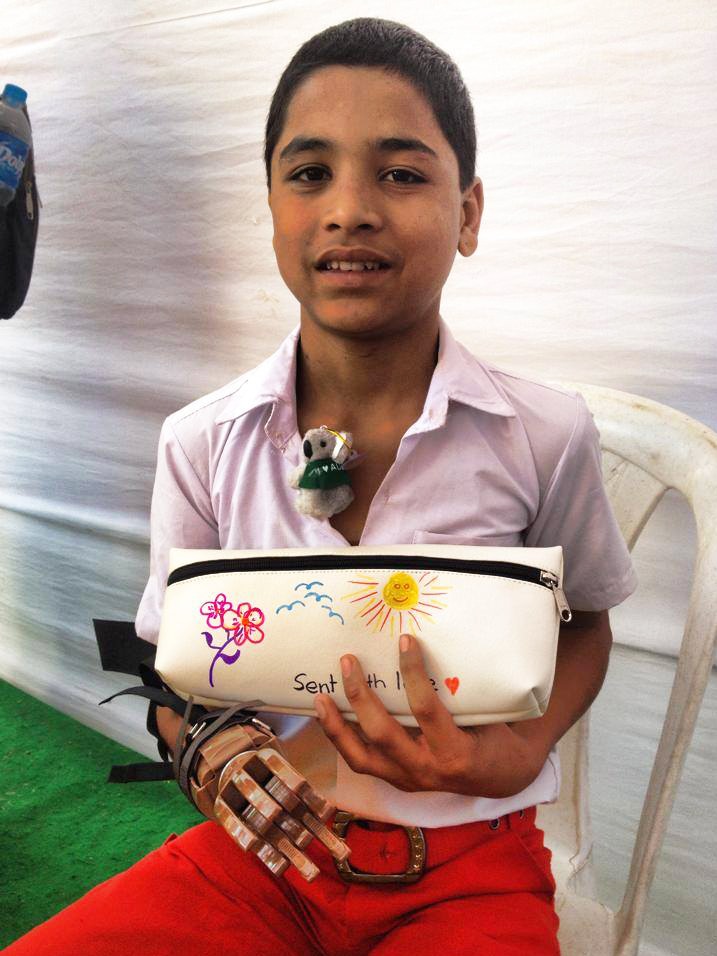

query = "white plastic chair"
[537,384,717,956]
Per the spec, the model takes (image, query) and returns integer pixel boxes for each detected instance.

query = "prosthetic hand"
[93,624,348,881]
[174,703,350,881]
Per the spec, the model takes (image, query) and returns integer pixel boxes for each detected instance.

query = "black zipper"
[167,553,573,622]
[169,554,552,588]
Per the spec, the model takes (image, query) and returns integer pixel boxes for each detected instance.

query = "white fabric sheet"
[1,2,715,953]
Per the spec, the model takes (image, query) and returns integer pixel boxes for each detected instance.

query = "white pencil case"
[155,545,571,727]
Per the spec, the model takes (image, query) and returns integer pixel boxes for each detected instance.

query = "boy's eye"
[289,166,424,185]
[291,166,327,183]
[385,169,424,184]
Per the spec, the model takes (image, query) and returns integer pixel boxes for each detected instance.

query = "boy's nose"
[321,180,383,232]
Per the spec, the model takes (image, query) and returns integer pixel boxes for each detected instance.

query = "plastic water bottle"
[0,84,31,208]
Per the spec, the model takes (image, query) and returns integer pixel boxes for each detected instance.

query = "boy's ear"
[458,177,484,258]
[267,190,277,254]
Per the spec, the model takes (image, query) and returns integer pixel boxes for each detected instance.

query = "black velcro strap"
[93,619,156,677]
[100,684,208,784]
[108,762,176,783]
[93,618,207,782]
[98,684,190,717]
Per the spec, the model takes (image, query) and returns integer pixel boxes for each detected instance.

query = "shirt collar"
[430,317,516,418]
[214,326,300,425]
[214,317,515,428]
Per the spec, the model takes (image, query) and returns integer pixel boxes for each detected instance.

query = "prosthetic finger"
[215,749,351,881]
[256,749,351,862]
[179,711,350,882]
[215,765,318,880]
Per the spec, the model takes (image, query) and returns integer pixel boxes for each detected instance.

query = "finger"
[229,762,284,825]
[234,772,315,852]
[252,814,320,881]
[337,654,414,759]
[236,749,348,859]
[298,808,351,862]
[314,691,410,782]
[398,634,463,752]
[213,796,291,877]
[257,749,350,861]
[217,768,321,881]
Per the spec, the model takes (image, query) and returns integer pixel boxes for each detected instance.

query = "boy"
[6,17,636,955]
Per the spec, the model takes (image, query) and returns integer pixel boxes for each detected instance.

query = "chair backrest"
[537,383,717,956]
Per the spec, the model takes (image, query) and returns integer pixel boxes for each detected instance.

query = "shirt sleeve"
[135,417,220,644]
[523,392,638,611]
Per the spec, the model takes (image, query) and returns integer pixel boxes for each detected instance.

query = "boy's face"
[267,66,483,340]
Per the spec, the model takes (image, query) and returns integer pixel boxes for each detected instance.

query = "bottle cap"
[2,84,28,108]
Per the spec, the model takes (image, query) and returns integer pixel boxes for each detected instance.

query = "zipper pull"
[25,182,34,220]
[541,571,572,622]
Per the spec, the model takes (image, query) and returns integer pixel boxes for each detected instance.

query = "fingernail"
[341,656,353,677]
[315,697,327,719]
[399,634,410,653]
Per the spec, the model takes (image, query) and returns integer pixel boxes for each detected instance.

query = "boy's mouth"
[316,261,391,273]
[314,247,393,273]
[314,261,393,286]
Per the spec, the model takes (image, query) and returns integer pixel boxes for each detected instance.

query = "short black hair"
[264,18,477,195]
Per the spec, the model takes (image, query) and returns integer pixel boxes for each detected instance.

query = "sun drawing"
[342,570,451,635]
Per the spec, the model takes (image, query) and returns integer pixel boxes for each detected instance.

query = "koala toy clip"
[289,426,355,518]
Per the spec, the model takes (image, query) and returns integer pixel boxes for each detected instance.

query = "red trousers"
[4,807,559,955]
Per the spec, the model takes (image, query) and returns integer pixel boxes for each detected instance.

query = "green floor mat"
[0,679,199,947]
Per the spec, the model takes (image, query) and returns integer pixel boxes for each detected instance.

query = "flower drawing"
[200,593,233,630]
[200,595,266,686]
[236,603,265,644]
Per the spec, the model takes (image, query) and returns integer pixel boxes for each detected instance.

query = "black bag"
[0,103,39,320]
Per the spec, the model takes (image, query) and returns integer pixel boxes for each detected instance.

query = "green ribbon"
[298,458,351,490]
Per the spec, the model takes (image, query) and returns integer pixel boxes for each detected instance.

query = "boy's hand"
[313,634,549,799]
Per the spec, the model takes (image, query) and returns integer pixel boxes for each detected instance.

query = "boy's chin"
[300,307,420,340]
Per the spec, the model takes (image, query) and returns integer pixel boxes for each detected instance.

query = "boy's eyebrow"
[278,135,439,164]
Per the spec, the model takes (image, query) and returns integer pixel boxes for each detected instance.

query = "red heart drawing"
[444,677,460,696]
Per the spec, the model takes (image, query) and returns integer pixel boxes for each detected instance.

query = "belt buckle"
[331,810,426,884]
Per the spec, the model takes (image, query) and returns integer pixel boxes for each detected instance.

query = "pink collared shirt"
[136,318,636,826]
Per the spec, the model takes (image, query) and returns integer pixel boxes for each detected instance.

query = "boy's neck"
[295,318,440,430]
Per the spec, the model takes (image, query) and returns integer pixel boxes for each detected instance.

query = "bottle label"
[0,130,30,191]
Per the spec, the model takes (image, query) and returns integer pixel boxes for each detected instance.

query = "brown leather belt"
[331,810,426,884]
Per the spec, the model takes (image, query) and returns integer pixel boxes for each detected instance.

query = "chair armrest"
[614,535,717,955]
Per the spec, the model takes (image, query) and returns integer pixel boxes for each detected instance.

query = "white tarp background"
[1,2,715,953]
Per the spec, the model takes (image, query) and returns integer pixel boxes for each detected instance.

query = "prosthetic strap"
[94,619,262,784]
[174,704,276,816]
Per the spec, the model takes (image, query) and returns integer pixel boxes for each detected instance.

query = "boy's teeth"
[325,260,384,271]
